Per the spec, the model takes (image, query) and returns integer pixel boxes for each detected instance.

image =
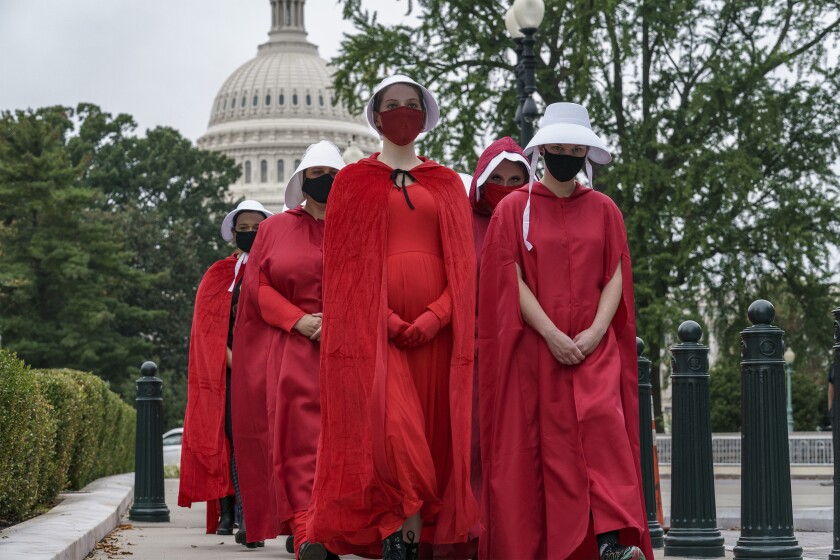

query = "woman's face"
[373,83,423,128]
[232,211,266,234]
[540,143,589,157]
[304,166,338,179]
[486,159,527,187]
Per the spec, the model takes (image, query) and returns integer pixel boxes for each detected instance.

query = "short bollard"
[664,321,724,557]
[637,337,665,548]
[733,301,801,559]
[830,307,840,560]
[128,361,170,522]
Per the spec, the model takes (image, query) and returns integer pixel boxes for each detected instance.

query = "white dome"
[197,0,379,211]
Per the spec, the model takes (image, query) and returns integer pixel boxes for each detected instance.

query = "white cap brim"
[474,151,531,201]
[221,200,273,242]
[365,74,440,137]
[284,141,346,208]
[523,122,611,164]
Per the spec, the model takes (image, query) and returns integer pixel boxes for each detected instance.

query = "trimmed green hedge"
[0,350,135,524]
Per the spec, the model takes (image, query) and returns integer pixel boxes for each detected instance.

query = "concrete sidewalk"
[1,474,835,559]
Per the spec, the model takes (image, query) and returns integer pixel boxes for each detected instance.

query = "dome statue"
[197,0,380,211]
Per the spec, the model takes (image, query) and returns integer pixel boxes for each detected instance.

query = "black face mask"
[234,230,257,253]
[543,152,586,182]
[302,174,334,204]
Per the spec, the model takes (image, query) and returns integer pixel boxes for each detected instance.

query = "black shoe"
[383,530,406,560]
[286,535,295,553]
[216,495,235,535]
[235,529,247,545]
[600,543,646,560]
[300,541,328,560]
[256,541,265,548]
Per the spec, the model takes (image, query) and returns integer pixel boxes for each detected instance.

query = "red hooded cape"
[308,155,478,556]
[478,182,652,559]
[178,254,239,533]
[467,137,527,521]
[231,208,324,543]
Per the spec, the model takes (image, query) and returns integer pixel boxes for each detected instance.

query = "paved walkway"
[1,474,835,559]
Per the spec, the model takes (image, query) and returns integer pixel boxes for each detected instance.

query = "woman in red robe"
[462,137,529,557]
[478,103,653,560]
[231,142,344,559]
[178,200,271,536]
[307,75,478,560]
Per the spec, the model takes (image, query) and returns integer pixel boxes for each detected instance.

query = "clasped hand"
[293,312,323,341]
[389,310,441,348]
[544,326,604,365]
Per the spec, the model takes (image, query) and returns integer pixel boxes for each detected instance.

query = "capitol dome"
[198,0,380,210]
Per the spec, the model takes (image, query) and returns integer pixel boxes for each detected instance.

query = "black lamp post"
[506,0,544,147]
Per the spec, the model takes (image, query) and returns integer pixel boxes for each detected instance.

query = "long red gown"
[231,208,325,543]
[466,136,527,530]
[308,155,478,557]
[178,254,239,534]
[478,181,653,559]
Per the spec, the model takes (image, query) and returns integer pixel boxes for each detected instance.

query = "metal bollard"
[637,337,665,548]
[830,307,840,560]
[664,321,725,557]
[128,361,170,522]
[733,301,801,559]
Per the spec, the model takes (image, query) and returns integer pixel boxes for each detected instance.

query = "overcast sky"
[0,0,414,142]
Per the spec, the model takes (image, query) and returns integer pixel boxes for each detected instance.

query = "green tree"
[332,0,840,429]
[69,104,240,428]
[0,107,157,389]
[0,105,240,429]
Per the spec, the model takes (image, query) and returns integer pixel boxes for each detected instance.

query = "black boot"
[286,535,295,553]
[216,495,235,535]
[383,530,406,560]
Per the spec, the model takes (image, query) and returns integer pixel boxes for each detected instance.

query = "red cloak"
[308,155,478,556]
[478,182,653,559]
[232,208,325,543]
[467,136,527,526]
[178,254,239,534]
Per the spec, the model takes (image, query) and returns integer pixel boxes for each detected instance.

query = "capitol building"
[197,0,380,211]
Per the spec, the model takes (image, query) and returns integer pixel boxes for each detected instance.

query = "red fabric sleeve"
[426,287,452,327]
[258,270,306,332]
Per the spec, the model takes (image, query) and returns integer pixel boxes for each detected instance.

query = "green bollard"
[830,307,840,560]
[733,301,801,559]
[664,321,725,557]
[128,361,170,522]
[637,337,665,548]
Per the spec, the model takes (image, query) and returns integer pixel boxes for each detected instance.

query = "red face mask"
[376,107,425,146]
[482,182,523,210]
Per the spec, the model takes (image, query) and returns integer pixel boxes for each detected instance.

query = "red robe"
[467,136,527,526]
[308,155,478,556]
[178,254,239,534]
[231,208,328,543]
[478,182,653,559]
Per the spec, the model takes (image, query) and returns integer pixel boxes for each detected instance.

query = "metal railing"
[655,433,833,466]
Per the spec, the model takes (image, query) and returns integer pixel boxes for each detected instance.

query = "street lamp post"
[504,8,526,145]
[507,0,544,147]
[785,346,795,433]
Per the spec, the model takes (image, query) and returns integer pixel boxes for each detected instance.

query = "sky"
[0,0,415,142]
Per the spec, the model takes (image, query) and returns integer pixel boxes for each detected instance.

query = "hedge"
[0,350,135,524]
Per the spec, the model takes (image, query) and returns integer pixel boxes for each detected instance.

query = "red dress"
[178,254,239,533]
[308,155,478,556]
[478,182,652,559]
[385,183,454,528]
[231,208,325,543]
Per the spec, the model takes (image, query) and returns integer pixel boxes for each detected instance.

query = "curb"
[0,472,134,560]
